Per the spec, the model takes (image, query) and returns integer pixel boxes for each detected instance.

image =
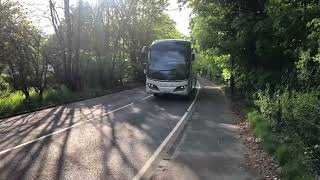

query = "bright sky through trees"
[21,0,191,35]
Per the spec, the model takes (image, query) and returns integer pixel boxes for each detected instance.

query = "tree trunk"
[22,89,30,100]
[39,90,44,104]
[74,0,82,90]
[230,56,235,96]
[49,0,67,85]
[64,0,73,90]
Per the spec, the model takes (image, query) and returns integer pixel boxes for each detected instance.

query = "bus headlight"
[174,85,187,92]
[147,83,159,90]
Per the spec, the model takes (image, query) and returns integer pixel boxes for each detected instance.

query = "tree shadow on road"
[85,95,188,179]
[0,105,78,180]
[0,90,191,180]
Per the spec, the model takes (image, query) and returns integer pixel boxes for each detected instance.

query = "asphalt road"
[0,87,194,180]
[152,77,255,180]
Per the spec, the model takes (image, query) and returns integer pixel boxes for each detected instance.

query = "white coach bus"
[142,39,197,97]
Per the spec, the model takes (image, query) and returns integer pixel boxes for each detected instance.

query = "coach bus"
[142,39,196,97]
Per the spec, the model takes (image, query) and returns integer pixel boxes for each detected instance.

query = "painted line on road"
[79,87,142,104]
[133,81,201,180]
[0,102,134,155]
[141,95,153,101]
[0,93,154,155]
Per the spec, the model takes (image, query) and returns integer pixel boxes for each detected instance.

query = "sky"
[20,0,192,35]
[167,0,192,35]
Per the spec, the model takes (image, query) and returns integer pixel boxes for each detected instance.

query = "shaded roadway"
[0,87,193,180]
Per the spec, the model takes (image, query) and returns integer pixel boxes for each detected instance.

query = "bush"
[276,144,290,166]
[235,69,282,98]
[195,49,229,84]
[0,91,26,116]
[0,86,111,118]
[247,109,315,179]
[250,89,320,178]
[247,111,278,154]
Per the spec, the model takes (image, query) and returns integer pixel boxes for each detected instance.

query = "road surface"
[152,77,255,180]
[0,87,196,180]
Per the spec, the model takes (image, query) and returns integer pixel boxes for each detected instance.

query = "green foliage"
[281,158,311,180]
[0,91,25,116]
[191,0,320,176]
[0,0,44,98]
[295,50,320,89]
[247,110,314,179]
[247,111,264,130]
[0,86,119,118]
[247,110,277,153]
[252,116,271,140]
[190,0,320,93]
[154,15,183,39]
[252,89,320,177]
[195,49,229,83]
[0,0,180,116]
[276,144,290,166]
[0,74,10,93]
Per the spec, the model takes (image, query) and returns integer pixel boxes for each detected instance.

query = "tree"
[0,1,48,100]
[189,0,320,176]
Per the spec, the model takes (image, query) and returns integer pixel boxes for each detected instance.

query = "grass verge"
[0,83,141,119]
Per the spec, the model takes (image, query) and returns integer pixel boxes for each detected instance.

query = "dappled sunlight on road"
[0,87,192,179]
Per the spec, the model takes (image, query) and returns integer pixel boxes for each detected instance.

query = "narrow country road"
[0,87,195,180]
[0,78,254,180]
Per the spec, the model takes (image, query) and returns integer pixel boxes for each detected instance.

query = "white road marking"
[80,88,140,103]
[133,81,201,180]
[141,95,153,101]
[0,103,133,155]
[0,93,153,155]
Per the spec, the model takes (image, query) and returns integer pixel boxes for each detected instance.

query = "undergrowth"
[0,86,119,118]
[247,110,316,180]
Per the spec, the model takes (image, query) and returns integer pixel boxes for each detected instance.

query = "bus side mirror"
[141,46,149,54]
[192,53,195,61]
[143,63,147,74]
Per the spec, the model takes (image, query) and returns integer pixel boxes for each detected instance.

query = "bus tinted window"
[147,41,191,80]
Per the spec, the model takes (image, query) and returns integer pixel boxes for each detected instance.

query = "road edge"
[133,81,201,180]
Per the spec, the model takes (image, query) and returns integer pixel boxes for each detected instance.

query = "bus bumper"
[145,79,189,96]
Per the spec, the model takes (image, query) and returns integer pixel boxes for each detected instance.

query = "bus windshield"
[148,42,190,80]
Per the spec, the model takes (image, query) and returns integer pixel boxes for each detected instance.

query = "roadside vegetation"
[188,0,320,179]
[0,83,140,117]
[0,0,181,118]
